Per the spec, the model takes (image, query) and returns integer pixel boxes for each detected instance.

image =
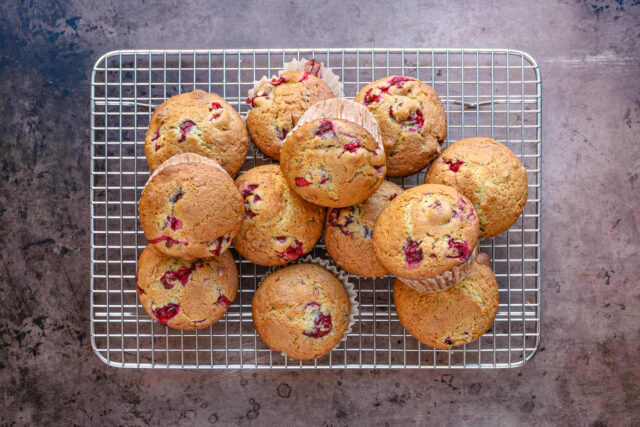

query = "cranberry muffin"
[139,154,244,260]
[394,253,499,349]
[280,98,386,207]
[373,184,480,292]
[137,244,238,330]
[324,180,403,277]
[233,165,325,266]
[424,137,528,238]
[144,90,248,177]
[252,263,351,361]
[354,76,446,177]
[246,66,336,160]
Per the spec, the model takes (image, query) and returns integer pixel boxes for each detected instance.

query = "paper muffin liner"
[247,57,345,100]
[290,98,384,154]
[142,152,229,193]
[397,245,479,293]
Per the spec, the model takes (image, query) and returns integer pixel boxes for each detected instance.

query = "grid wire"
[90,48,541,369]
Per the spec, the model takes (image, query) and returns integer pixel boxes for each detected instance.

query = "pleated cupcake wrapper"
[142,152,230,194]
[289,98,384,154]
[247,57,345,100]
[256,255,359,357]
[397,245,479,293]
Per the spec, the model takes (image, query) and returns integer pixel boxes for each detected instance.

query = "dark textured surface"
[1,0,639,425]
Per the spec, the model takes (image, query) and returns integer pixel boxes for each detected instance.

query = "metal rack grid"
[90,48,541,369]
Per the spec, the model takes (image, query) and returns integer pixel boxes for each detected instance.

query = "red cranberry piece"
[165,216,183,231]
[241,184,259,199]
[275,236,288,243]
[275,239,304,261]
[169,191,183,204]
[402,237,424,269]
[328,209,355,236]
[427,200,441,209]
[314,120,334,138]
[160,266,193,289]
[295,177,312,187]
[443,158,465,173]
[153,303,180,325]
[446,238,471,261]
[178,120,196,142]
[408,109,424,129]
[276,127,289,141]
[327,209,340,227]
[149,235,188,247]
[319,175,329,184]
[444,336,453,345]
[209,235,231,256]
[302,302,332,339]
[362,88,381,106]
[374,165,384,174]
[270,76,286,86]
[386,76,416,88]
[343,139,361,153]
[298,71,310,82]
[429,253,437,258]
[246,92,268,107]
[137,285,145,295]
[151,129,160,141]
[362,226,373,239]
[389,193,399,201]
[216,295,232,308]
[304,59,322,76]
[246,210,256,219]
[210,102,223,110]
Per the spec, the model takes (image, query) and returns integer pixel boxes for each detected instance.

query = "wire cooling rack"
[90,49,541,369]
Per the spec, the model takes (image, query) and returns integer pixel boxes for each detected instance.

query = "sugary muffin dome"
[137,245,238,330]
[280,116,386,207]
[324,180,403,278]
[354,76,446,177]
[144,90,248,176]
[246,69,336,160]
[252,263,351,361]
[138,154,244,260]
[424,137,528,238]
[233,165,325,266]
[373,184,480,281]
[393,253,499,349]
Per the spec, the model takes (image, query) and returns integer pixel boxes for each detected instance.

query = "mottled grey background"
[1,0,639,425]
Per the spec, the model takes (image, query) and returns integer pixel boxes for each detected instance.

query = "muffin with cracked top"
[354,76,446,177]
[394,252,499,349]
[233,164,325,266]
[138,153,244,260]
[280,98,386,208]
[324,180,403,278]
[246,61,336,160]
[144,90,248,177]
[252,263,351,361]
[136,244,238,330]
[424,137,528,238]
[373,183,480,292]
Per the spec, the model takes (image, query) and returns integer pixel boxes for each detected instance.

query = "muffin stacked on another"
[373,183,480,292]
[355,76,447,177]
[324,180,403,278]
[252,263,351,361]
[425,137,528,238]
[280,98,386,207]
[138,153,244,260]
[233,165,325,266]
[393,253,499,349]
[144,90,248,177]
[246,67,336,160]
[137,244,238,330]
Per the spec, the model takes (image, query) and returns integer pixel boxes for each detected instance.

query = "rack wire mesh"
[90,48,541,369]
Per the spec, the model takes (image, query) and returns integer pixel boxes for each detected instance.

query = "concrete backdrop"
[0,0,639,425]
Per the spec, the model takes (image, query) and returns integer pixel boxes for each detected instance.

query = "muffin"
[252,263,351,361]
[372,183,480,292]
[136,244,238,330]
[354,76,446,177]
[424,137,528,238]
[144,90,248,177]
[246,68,336,160]
[138,153,244,260]
[233,165,325,266]
[393,253,499,349]
[280,98,386,207]
[324,180,403,277]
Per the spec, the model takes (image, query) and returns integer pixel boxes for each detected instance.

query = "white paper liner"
[289,98,384,154]
[142,152,229,194]
[247,58,345,100]
[398,245,479,293]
